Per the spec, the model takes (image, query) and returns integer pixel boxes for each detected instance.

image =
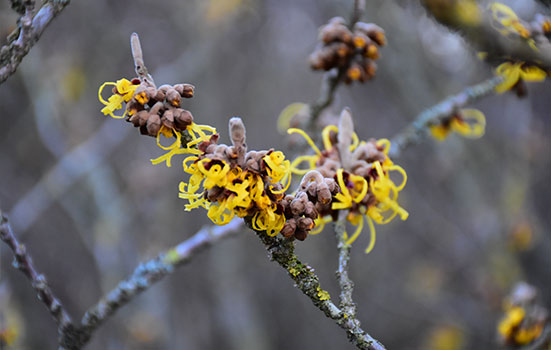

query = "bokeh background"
[1,0,550,349]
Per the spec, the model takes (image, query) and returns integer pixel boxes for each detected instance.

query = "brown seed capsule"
[354,22,386,46]
[281,218,297,238]
[162,109,175,129]
[294,229,308,241]
[174,109,194,130]
[146,113,161,136]
[304,202,318,220]
[353,33,369,49]
[347,62,364,81]
[166,88,182,107]
[175,84,195,98]
[298,217,314,231]
[365,44,379,59]
[364,60,377,79]
[130,110,150,127]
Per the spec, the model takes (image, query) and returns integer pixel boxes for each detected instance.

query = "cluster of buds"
[497,282,550,347]
[99,78,197,138]
[287,109,408,253]
[309,16,386,84]
[280,171,339,240]
[127,83,195,137]
[428,108,486,141]
[179,118,292,236]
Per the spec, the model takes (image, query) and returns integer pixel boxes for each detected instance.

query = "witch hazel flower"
[288,109,408,253]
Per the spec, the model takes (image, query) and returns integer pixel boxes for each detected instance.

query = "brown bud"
[290,198,306,216]
[298,217,314,231]
[146,114,161,136]
[320,23,353,45]
[174,109,193,130]
[353,33,369,49]
[317,182,332,205]
[162,109,175,129]
[130,110,150,127]
[347,62,365,82]
[354,22,386,46]
[175,84,195,98]
[304,202,318,219]
[363,60,376,80]
[281,219,297,238]
[294,229,308,241]
[365,44,379,60]
[166,88,182,107]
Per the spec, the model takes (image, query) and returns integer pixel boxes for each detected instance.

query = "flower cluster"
[429,108,486,141]
[99,78,216,167]
[489,3,551,93]
[309,16,386,84]
[498,282,549,347]
[179,118,293,236]
[288,109,408,253]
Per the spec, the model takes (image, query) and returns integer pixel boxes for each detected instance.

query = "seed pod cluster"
[309,17,386,84]
[125,82,195,137]
[280,171,339,241]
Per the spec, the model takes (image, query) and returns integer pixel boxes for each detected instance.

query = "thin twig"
[0,0,71,84]
[130,32,155,87]
[254,226,386,350]
[55,219,244,350]
[0,211,75,338]
[334,216,357,318]
[389,76,503,158]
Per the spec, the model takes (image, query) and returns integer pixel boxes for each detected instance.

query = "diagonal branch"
[0,211,74,335]
[0,0,71,84]
[389,76,503,158]
[254,225,386,350]
[55,218,244,350]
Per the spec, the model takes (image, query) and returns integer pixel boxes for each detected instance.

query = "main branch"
[0,0,71,84]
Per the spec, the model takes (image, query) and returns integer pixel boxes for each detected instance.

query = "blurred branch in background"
[389,76,503,158]
[421,0,551,69]
[9,120,130,233]
[0,0,70,84]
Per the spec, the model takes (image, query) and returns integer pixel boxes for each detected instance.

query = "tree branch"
[55,218,244,350]
[389,76,503,158]
[334,216,357,318]
[0,0,71,84]
[253,225,386,350]
[0,211,75,341]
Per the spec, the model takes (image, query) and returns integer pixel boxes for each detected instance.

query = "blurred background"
[1,0,550,349]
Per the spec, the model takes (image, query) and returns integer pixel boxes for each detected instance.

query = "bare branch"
[334,216,357,318]
[389,76,503,158]
[55,219,244,349]
[0,0,71,84]
[253,225,386,350]
[0,211,74,335]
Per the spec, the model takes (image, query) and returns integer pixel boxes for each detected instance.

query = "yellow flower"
[98,78,138,118]
[495,62,547,93]
[150,123,217,167]
[490,3,537,49]
[429,109,486,141]
[498,305,524,340]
